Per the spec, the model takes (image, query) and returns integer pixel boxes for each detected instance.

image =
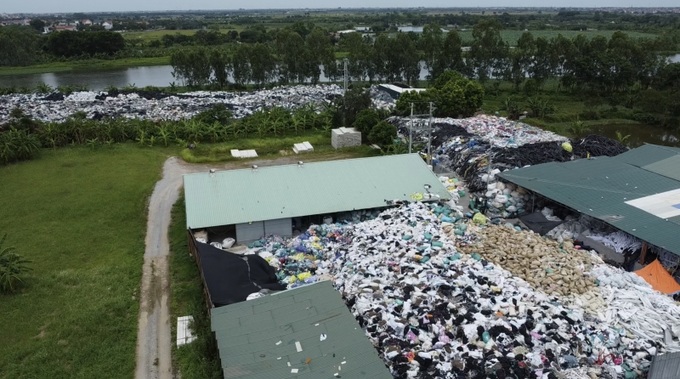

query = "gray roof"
[210,281,392,379]
[648,352,680,379]
[184,154,451,229]
[499,144,680,256]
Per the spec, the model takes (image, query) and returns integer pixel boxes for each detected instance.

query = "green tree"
[29,19,45,32]
[420,24,444,80]
[276,29,306,83]
[232,44,252,87]
[440,30,467,77]
[0,26,41,66]
[209,49,230,88]
[368,121,397,147]
[249,43,276,88]
[0,234,32,294]
[468,20,509,81]
[170,48,212,87]
[431,71,484,117]
[352,108,382,140]
[509,32,535,89]
[305,28,335,84]
[335,87,372,128]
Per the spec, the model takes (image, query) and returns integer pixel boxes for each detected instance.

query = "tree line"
[169,20,676,95]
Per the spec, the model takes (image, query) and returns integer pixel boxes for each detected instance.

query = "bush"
[352,109,381,140]
[0,234,31,294]
[368,121,397,147]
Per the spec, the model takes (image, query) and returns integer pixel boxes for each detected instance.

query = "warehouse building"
[183,154,451,245]
[499,144,680,265]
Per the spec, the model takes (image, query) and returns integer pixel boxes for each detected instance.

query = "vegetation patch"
[169,197,223,379]
[0,145,171,379]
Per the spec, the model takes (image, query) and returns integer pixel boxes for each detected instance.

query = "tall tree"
[468,20,509,81]
[304,28,334,84]
[249,43,276,88]
[440,30,467,77]
[0,26,41,66]
[231,44,252,87]
[275,29,305,83]
[420,24,444,80]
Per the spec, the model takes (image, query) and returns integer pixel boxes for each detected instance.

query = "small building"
[499,144,680,260]
[378,83,427,100]
[102,21,113,30]
[183,154,450,245]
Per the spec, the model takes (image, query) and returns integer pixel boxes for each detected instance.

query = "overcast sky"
[4,1,679,14]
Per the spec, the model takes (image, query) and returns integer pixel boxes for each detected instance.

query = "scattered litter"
[176,316,196,347]
[290,368,299,373]
[295,341,303,352]
[320,333,327,341]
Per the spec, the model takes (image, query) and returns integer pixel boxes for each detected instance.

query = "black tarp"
[195,242,286,307]
[519,211,564,236]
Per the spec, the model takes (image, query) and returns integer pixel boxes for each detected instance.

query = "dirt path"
[134,155,327,379]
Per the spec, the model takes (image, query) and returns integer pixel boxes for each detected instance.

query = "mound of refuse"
[234,178,680,379]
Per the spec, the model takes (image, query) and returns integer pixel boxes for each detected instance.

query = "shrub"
[0,234,31,294]
[368,121,397,147]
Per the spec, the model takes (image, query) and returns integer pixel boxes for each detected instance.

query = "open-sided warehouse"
[498,144,680,258]
[183,154,451,244]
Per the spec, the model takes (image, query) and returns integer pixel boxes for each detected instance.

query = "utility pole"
[409,102,414,154]
[427,102,434,166]
[343,59,348,128]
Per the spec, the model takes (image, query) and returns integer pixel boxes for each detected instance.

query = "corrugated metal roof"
[616,144,680,168]
[210,281,392,379]
[184,154,451,229]
[648,352,680,379]
[498,144,680,256]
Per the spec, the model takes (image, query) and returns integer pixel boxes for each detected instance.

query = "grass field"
[123,29,201,42]
[0,57,170,77]
[0,145,172,379]
[169,197,223,379]
[181,130,378,163]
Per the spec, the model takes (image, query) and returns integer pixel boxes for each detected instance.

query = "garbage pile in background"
[387,115,627,219]
[0,85,343,123]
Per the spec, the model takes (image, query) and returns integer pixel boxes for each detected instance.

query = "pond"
[1,54,678,91]
[0,63,433,91]
[588,123,680,148]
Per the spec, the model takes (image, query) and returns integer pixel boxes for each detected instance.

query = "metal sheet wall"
[264,218,292,238]
[235,222,265,243]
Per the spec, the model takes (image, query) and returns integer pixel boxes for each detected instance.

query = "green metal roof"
[184,154,451,229]
[498,144,680,256]
[210,281,392,379]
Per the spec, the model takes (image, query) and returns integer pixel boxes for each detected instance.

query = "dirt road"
[134,155,330,379]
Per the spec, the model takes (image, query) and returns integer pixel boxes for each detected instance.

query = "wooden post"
[639,242,648,265]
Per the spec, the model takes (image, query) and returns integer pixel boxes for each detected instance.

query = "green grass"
[0,57,170,77]
[181,130,378,163]
[123,29,200,42]
[0,144,173,379]
[169,196,223,379]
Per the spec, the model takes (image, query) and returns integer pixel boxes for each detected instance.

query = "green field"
[123,29,201,42]
[181,130,378,163]
[0,145,172,379]
[456,29,659,46]
[0,57,170,77]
